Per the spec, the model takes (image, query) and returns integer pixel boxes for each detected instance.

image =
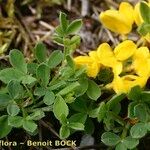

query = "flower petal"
[119,2,134,25]
[74,56,93,65]
[99,10,132,34]
[114,40,136,61]
[87,62,100,78]
[97,43,116,67]
[133,3,143,26]
[133,47,150,76]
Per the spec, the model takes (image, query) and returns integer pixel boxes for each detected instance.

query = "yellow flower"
[134,2,150,42]
[97,40,150,93]
[74,55,100,78]
[74,40,150,93]
[99,2,134,34]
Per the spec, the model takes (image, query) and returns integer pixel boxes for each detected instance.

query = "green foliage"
[53,12,82,57]
[1,11,150,150]
[0,13,88,139]
[101,132,121,146]
[86,79,101,100]
[0,115,12,138]
[138,2,150,35]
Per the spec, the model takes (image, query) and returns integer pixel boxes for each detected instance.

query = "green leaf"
[66,19,82,34]
[134,103,148,122]
[60,66,74,78]
[71,98,87,113]
[66,55,75,70]
[141,91,150,103]
[59,125,70,139]
[123,136,139,149]
[58,82,79,96]
[146,122,150,131]
[86,79,101,100]
[111,103,121,115]
[69,122,84,130]
[101,132,120,146]
[128,86,141,101]
[53,35,63,45]
[84,118,94,134]
[70,35,81,45]
[7,80,24,99]
[138,22,150,36]
[98,102,107,122]
[0,68,24,84]
[130,122,147,138]
[75,77,88,97]
[21,75,37,85]
[43,91,55,105]
[36,64,50,87]
[115,143,127,150]
[128,102,137,118]
[23,120,37,133]
[55,25,64,37]
[0,94,11,107]
[69,113,87,124]
[48,50,63,68]
[74,66,86,78]
[0,115,12,138]
[60,114,68,125]
[59,12,68,32]
[26,110,45,121]
[107,94,125,110]
[8,116,23,127]
[27,63,38,75]
[49,80,66,91]
[89,102,107,120]
[140,2,150,23]
[7,103,20,116]
[34,87,46,97]
[53,95,69,120]
[34,42,47,63]
[9,49,27,73]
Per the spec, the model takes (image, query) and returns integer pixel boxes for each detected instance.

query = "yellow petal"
[133,3,143,26]
[97,43,116,67]
[144,33,150,42]
[111,75,126,93]
[89,51,99,61]
[119,2,134,25]
[114,40,136,61]
[134,47,149,59]
[112,74,148,94]
[112,62,123,75]
[87,62,100,78]
[133,47,150,76]
[99,10,132,34]
[74,56,93,65]
[74,55,100,78]
[123,75,148,91]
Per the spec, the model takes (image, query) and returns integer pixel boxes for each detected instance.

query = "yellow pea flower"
[133,47,150,77]
[97,40,136,66]
[114,40,136,61]
[99,2,134,34]
[74,55,100,78]
[134,2,150,42]
[111,47,150,94]
[112,74,148,94]
[97,40,150,93]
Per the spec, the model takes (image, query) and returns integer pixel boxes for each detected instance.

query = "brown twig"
[39,120,60,138]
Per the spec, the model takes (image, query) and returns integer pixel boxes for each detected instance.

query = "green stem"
[121,122,130,139]
[23,84,35,104]
[108,111,126,126]
[21,107,27,118]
